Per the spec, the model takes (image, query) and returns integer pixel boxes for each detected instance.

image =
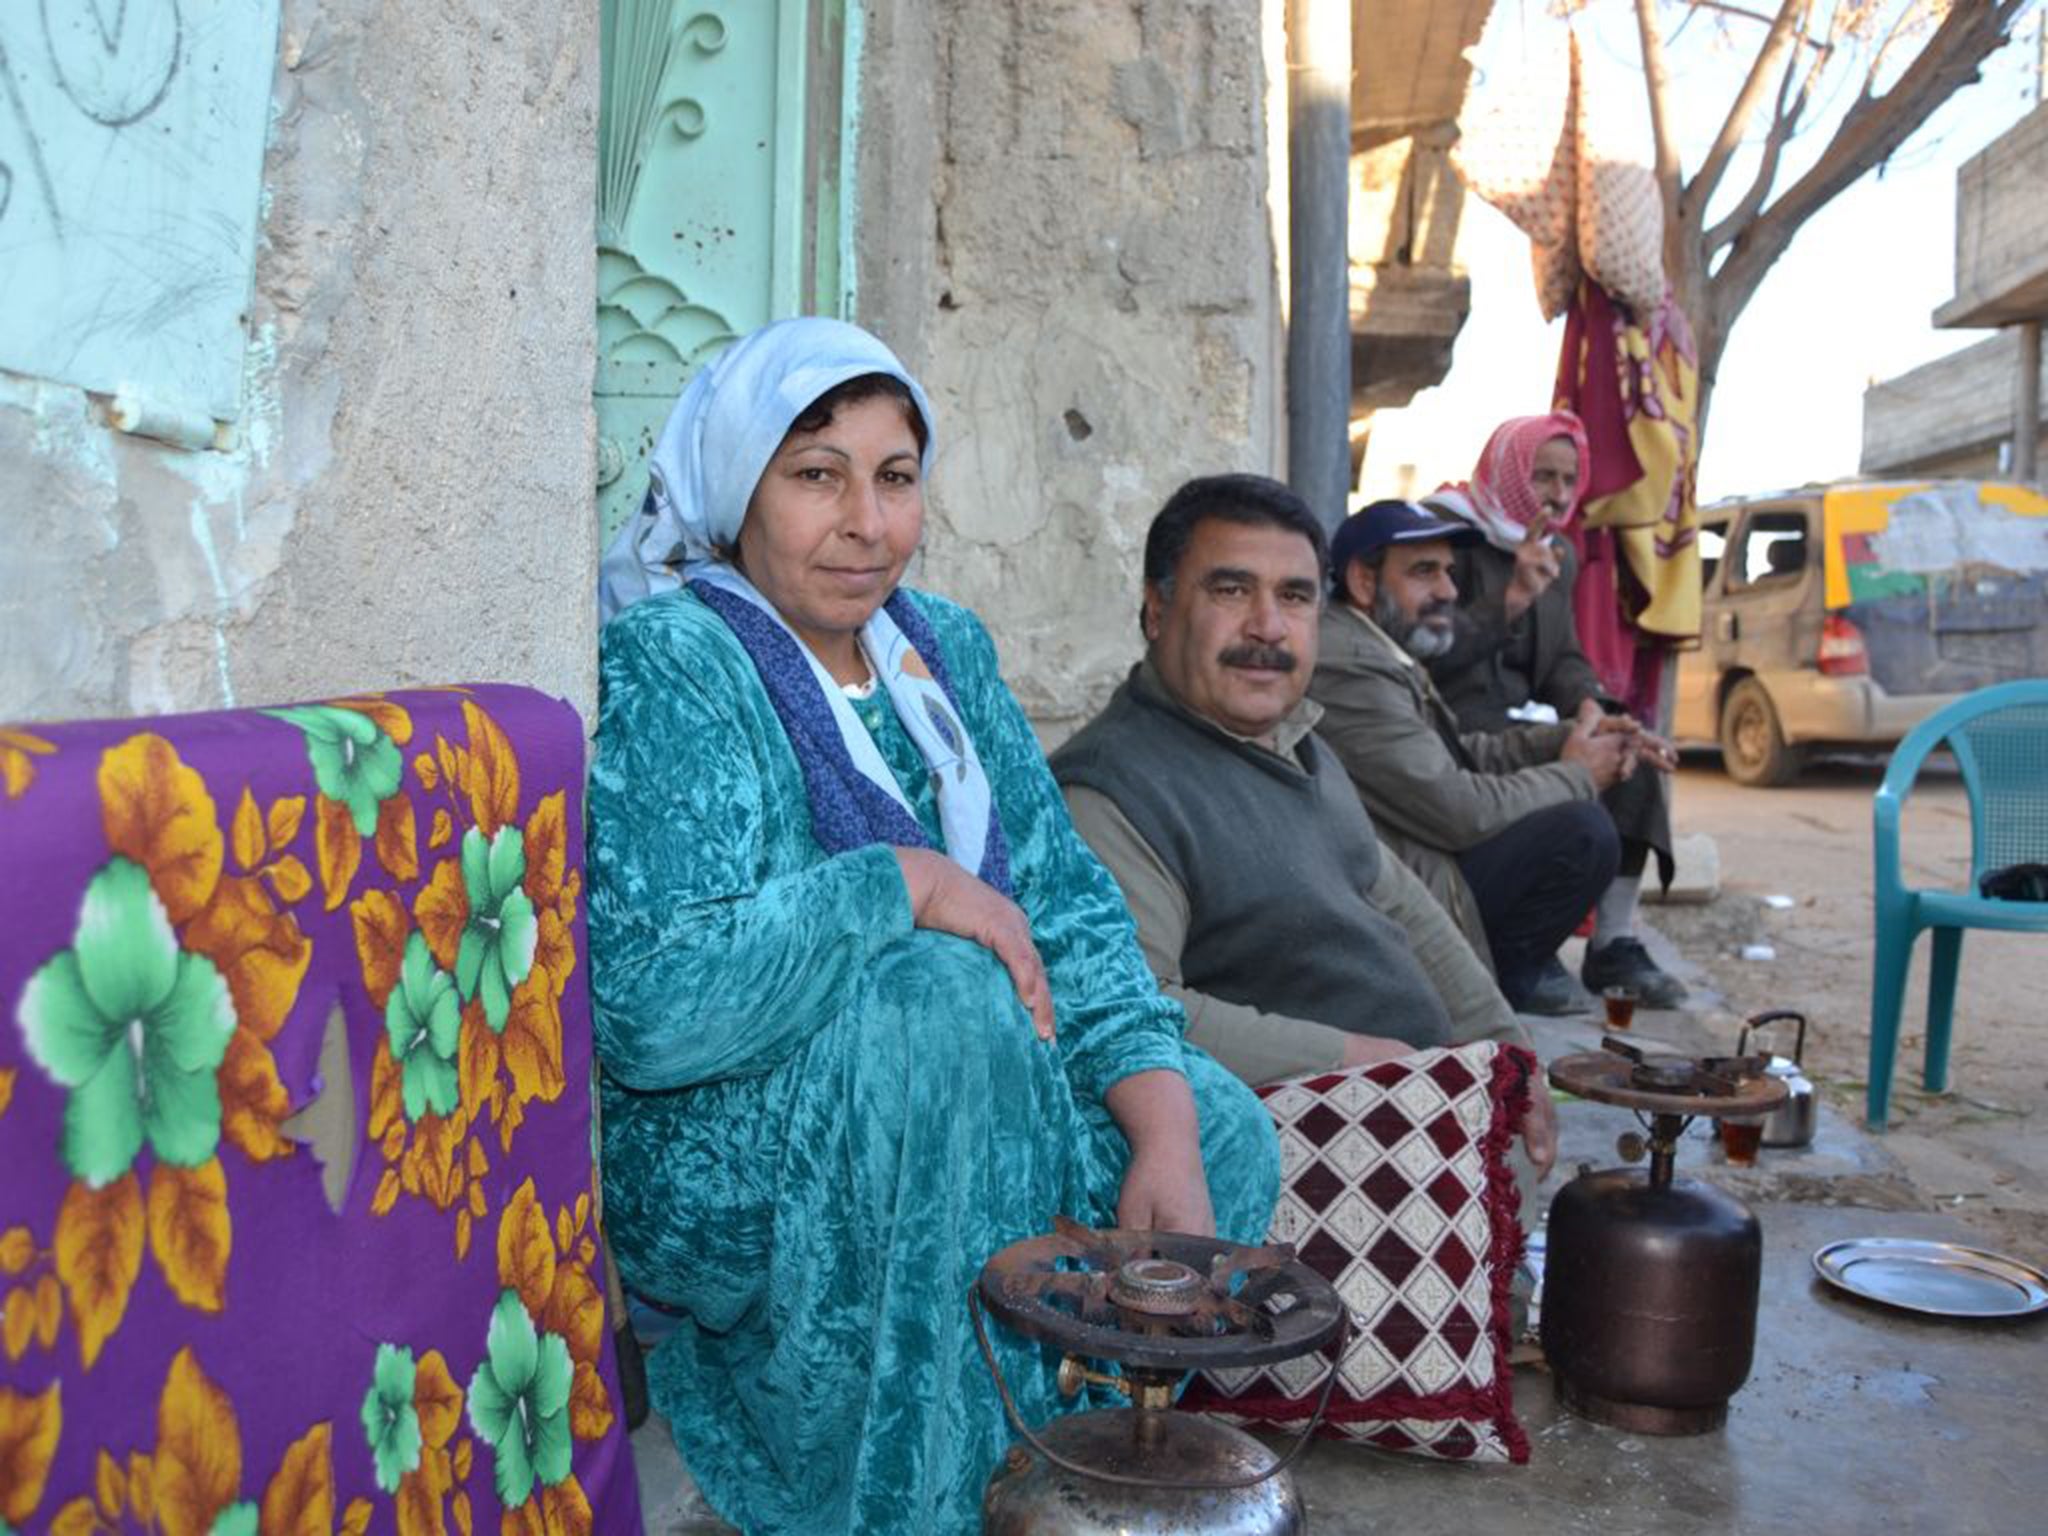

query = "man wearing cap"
[1048,476,1555,1130]
[1310,499,1678,1016]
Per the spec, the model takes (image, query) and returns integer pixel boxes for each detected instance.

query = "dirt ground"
[1652,752,2048,1269]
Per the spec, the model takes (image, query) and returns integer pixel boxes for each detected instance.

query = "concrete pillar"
[2015,319,2041,485]
[1286,0,1352,533]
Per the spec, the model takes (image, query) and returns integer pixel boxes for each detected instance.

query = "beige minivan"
[1672,480,2048,785]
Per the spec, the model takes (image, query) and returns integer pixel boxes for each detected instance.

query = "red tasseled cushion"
[1183,1041,1534,1464]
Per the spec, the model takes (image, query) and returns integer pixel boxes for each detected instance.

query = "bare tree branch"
[1706,0,2022,350]
[1865,0,1941,89]
[1685,0,1831,48]
[1703,12,1817,253]
[1683,0,1811,237]
[1635,0,1687,269]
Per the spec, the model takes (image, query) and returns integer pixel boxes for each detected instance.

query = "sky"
[1360,0,2044,506]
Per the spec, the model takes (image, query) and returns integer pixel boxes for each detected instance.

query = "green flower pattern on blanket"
[17,857,236,1186]
[265,704,405,836]
[467,1288,573,1508]
[457,826,537,1032]
[386,933,461,1120]
[360,1341,424,1492]
[0,695,621,1534]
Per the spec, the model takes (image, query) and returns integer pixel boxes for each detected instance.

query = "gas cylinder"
[1542,1043,1786,1435]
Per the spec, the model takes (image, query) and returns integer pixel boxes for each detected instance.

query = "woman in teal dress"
[590,317,1279,1534]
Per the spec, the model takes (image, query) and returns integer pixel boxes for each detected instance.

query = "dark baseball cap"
[1328,499,1480,589]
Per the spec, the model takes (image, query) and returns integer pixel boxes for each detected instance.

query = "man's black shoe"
[1515,957,1597,1016]
[1581,936,1687,1009]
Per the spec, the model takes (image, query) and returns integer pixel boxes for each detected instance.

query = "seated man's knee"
[1558,799,1621,885]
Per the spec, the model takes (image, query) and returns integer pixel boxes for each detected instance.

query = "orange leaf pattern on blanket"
[0,1381,62,1524]
[55,1175,143,1369]
[461,703,520,838]
[147,1159,232,1313]
[414,856,468,974]
[100,734,223,923]
[352,888,411,1011]
[0,726,57,800]
[378,794,421,884]
[261,1422,336,1536]
[497,1181,556,1320]
[415,1350,466,1452]
[153,1349,240,1536]
[316,793,364,913]
[185,873,311,1044]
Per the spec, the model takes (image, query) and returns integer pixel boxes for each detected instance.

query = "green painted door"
[596,0,855,545]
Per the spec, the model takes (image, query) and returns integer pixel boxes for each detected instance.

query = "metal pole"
[1286,0,1352,533]
[2015,319,2041,485]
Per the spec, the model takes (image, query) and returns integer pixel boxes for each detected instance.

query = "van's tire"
[1719,678,1802,787]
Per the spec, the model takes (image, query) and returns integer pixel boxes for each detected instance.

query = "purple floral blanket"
[0,685,642,1534]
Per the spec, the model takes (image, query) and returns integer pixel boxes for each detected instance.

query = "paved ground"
[631,976,2048,1534]
[1653,755,2048,1270]
[629,765,2048,1532]
[1284,1000,2048,1536]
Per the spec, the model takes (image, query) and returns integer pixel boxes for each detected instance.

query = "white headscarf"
[597,316,938,623]
[594,318,1007,887]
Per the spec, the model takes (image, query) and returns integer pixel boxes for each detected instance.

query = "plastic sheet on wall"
[0,1,281,429]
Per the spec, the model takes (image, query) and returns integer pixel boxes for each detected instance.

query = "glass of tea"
[1602,985,1639,1031]
[1720,1116,1765,1167]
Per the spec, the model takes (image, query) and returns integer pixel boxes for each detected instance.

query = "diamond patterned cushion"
[1183,1041,1534,1464]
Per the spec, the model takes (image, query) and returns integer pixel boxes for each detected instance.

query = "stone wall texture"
[4,0,1279,742]
[858,0,1285,739]
[0,1,599,728]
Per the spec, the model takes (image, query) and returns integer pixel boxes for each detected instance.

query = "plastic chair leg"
[1868,922,1916,1129]
[1923,926,1963,1096]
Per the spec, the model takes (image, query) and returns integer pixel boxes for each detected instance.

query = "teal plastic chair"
[1868,679,2048,1128]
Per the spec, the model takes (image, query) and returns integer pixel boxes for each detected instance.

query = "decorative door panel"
[596,0,847,546]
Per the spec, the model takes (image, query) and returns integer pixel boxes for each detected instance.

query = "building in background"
[1,0,1487,737]
[1862,103,2048,483]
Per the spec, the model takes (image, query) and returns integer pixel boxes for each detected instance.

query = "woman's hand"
[893,847,1055,1041]
[1105,1069,1215,1236]
[1518,1082,1559,1180]
[1117,1145,1216,1236]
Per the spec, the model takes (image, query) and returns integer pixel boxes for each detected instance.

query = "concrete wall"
[0,2,599,729]
[1934,102,2048,329]
[857,0,1285,739]
[5,0,1288,741]
[1861,330,2048,480]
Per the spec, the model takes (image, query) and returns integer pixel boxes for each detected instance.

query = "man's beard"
[1372,589,1457,660]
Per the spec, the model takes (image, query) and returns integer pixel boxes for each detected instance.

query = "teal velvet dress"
[589,587,1279,1535]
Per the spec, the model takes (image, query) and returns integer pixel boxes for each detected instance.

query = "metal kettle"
[1737,1010,1816,1149]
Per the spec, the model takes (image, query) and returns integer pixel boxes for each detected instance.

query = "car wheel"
[1719,678,1802,787]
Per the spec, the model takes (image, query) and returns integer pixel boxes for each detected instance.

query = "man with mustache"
[1309,500,1674,1016]
[1050,476,1556,1147]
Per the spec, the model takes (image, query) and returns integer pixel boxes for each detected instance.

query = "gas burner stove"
[1550,1037,1786,1121]
[973,1217,1346,1533]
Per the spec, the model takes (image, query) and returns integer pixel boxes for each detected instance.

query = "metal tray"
[1812,1237,2048,1319]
